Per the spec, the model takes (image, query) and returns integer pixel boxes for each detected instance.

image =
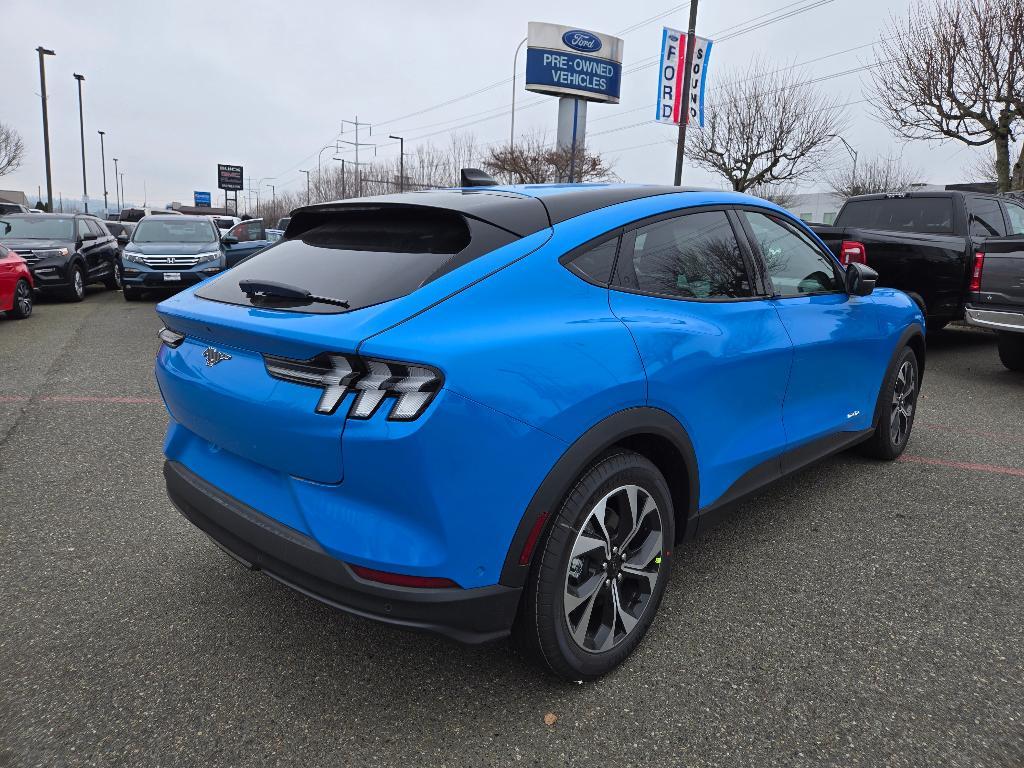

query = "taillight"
[349,564,458,589]
[969,251,985,292]
[839,240,867,266]
[264,352,442,421]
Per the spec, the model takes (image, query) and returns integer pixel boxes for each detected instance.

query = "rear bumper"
[163,460,522,644]
[965,306,1024,333]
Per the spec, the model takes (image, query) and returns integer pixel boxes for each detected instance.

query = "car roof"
[292,184,765,238]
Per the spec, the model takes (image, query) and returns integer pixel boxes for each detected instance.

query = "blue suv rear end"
[156,184,925,679]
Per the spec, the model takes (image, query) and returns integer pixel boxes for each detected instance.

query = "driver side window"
[77,219,91,240]
[741,211,843,297]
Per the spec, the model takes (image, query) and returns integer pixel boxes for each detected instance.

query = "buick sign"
[562,30,602,52]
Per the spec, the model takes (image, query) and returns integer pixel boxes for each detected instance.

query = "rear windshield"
[214,218,235,230]
[0,216,75,240]
[133,218,217,243]
[836,197,955,234]
[196,207,514,314]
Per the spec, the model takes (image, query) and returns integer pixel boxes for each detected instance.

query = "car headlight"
[122,251,142,263]
[31,247,69,259]
[195,251,221,264]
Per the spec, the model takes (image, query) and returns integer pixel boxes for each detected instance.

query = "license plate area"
[164,272,182,282]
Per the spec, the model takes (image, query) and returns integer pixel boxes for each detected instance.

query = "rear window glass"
[196,207,515,314]
[836,197,955,234]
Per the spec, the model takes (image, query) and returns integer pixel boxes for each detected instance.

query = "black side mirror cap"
[846,262,878,296]
[221,235,239,246]
[116,234,129,246]
[81,233,98,241]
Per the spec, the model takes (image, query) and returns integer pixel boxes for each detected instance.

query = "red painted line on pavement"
[899,454,1024,478]
[0,394,161,405]
[917,422,1024,443]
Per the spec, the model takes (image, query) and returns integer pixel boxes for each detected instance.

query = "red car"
[0,243,33,319]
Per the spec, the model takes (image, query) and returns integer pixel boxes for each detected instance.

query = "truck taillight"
[969,251,985,292]
[839,240,867,266]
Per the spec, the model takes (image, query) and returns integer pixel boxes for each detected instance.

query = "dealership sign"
[525,22,624,104]
[656,28,713,127]
[193,191,211,207]
[217,164,243,191]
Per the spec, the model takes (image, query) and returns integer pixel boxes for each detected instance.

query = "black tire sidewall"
[67,264,85,301]
[869,346,919,459]
[12,279,32,318]
[526,451,675,680]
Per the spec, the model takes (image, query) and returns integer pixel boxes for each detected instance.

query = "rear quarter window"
[196,207,517,314]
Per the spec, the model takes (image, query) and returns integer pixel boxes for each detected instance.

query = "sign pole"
[672,0,700,186]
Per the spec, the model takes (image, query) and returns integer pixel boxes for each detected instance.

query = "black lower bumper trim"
[164,460,521,644]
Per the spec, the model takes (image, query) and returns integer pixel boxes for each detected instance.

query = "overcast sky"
[1,0,994,210]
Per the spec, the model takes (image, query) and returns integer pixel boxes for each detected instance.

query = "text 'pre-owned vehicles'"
[0,213,121,301]
[812,191,1024,329]
[155,181,925,679]
[0,243,33,319]
[120,215,227,300]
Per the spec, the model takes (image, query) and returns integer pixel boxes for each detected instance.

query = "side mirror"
[221,235,239,246]
[116,234,129,246]
[845,262,878,296]
[81,232,98,241]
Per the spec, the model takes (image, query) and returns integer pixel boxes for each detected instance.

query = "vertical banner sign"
[656,27,713,127]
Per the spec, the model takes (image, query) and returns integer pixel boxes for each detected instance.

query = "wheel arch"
[499,407,699,588]
[870,323,926,430]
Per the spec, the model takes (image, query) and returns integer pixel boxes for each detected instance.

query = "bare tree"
[870,0,1024,192]
[748,182,799,208]
[825,154,922,197]
[689,58,848,193]
[0,122,25,178]
[482,131,617,184]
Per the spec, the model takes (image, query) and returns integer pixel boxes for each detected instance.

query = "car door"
[737,209,885,456]
[223,219,271,268]
[86,218,116,278]
[607,207,793,509]
[75,218,102,278]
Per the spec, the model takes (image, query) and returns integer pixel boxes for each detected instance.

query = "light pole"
[73,73,88,212]
[388,135,405,192]
[36,46,56,212]
[98,131,109,215]
[299,169,311,205]
[113,158,120,211]
[835,135,858,178]
[317,142,337,200]
[510,36,527,147]
[119,172,125,207]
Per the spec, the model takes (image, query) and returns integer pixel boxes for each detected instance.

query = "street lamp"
[835,135,858,177]
[98,131,109,215]
[299,169,311,205]
[119,171,125,207]
[73,73,88,213]
[265,183,276,207]
[112,158,120,211]
[36,46,56,212]
[510,36,528,147]
[388,135,405,192]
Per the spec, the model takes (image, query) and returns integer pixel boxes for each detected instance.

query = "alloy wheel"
[890,359,917,446]
[563,484,664,653]
[74,269,85,299]
[16,281,32,317]
[113,262,122,288]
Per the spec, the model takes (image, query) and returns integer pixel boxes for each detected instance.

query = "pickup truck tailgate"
[977,238,1024,307]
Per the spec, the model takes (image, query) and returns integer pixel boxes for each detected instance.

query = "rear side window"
[196,207,516,314]
[563,236,619,285]
[967,197,1007,237]
[836,197,955,234]
[1005,201,1024,235]
[622,210,752,299]
[741,211,843,297]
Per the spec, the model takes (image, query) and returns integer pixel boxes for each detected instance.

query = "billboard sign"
[525,22,624,104]
[217,164,244,191]
[193,191,211,207]
[656,28,713,127]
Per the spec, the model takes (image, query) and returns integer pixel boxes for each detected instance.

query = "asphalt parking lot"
[1,290,1022,767]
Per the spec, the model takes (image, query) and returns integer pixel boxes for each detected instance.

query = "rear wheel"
[103,260,122,290]
[997,332,1024,371]
[122,285,141,302]
[859,346,919,460]
[515,450,674,680]
[64,264,86,302]
[10,279,32,319]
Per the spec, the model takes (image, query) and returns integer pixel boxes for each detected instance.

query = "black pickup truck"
[812,191,1024,330]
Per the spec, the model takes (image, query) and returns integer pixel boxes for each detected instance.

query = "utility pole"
[36,47,56,212]
[341,117,375,198]
[98,131,109,215]
[266,183,275,207]
[672,0,700,186]
[73,73,88,212]
[113,158,120,211]
[388,135,405,192]
[299,169,311,205]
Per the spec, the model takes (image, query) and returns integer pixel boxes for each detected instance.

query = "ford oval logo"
[562,30,602,53]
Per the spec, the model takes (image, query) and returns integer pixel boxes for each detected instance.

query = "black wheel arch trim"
[498,406,699,588]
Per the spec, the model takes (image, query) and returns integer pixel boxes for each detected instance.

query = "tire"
[10,279,32,319]
[997,332,1024,372]
[103,260,122,290]
[122,285,141,302]
[515,450,675,680]
[64,264,86,302]
[859,346,920,460]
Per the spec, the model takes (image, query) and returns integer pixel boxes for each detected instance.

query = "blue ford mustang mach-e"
[155,181,925,679]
